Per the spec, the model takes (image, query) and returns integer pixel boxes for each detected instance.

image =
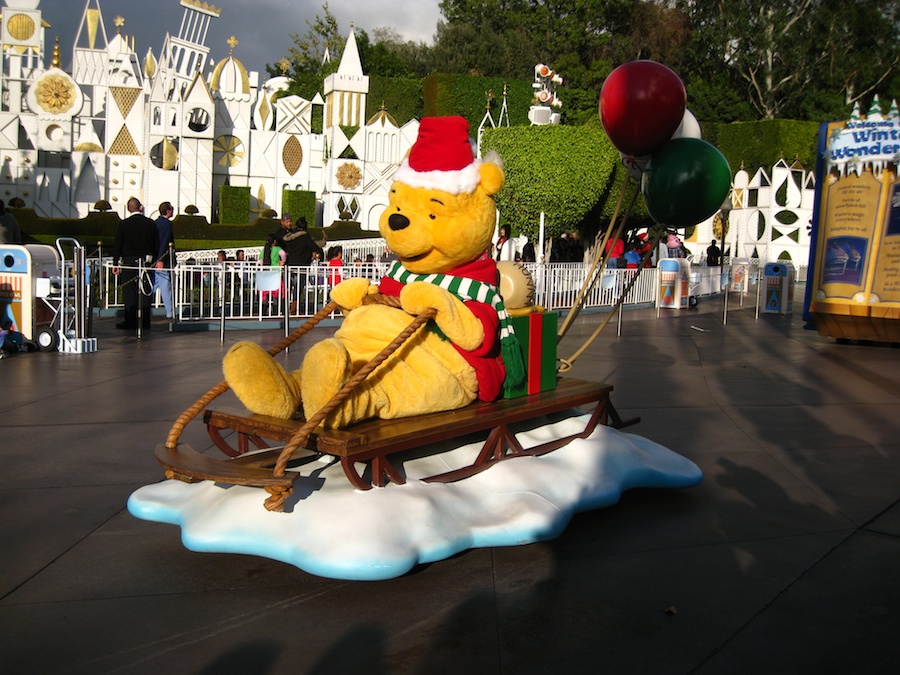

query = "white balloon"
[671,110,701,140]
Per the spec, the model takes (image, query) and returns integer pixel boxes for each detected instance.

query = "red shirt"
[379,258,505,401]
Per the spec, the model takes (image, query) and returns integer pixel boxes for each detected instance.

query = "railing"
[98,259,763,325]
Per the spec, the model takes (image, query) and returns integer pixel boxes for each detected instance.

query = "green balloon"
[643,138,731,227]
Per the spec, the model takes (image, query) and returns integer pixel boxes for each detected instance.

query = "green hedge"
[481,124,620,242]
[281,189,316,227]
[218,185,251,225]
[423,73,535,131]
[367,75,423,126]
[715,119,819,176]
[12,209,119,247]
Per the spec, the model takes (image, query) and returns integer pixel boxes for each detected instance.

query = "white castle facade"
[0,0,419,226]
[693,157,816,269]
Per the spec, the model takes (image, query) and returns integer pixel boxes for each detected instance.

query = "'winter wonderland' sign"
[826,97,900,176]
[808,96,900,343]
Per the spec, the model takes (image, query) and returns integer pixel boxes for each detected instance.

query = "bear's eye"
[429,213,436,220]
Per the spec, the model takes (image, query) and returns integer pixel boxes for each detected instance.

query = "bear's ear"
[479,152,505,196]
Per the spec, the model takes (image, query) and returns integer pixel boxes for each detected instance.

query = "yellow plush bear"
[223,116,524,428]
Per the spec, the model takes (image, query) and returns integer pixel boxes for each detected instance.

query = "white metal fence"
[97,258,781,325]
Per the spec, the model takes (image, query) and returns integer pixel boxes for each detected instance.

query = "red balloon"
[600,61,687,158]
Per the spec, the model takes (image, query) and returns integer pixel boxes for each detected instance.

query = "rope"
[557,175,641,340]
[558,229,663,372]
[272,300,437,477]
[164,300,339,449]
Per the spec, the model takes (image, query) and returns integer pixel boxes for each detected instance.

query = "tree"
[809,0,900,110]
[266,4,343,99]
[678,0,900,121]
[434,1,660,124]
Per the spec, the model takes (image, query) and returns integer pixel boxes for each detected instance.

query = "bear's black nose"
[388,213,409,231]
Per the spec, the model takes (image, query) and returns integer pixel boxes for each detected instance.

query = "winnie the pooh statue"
[222,116,524,429]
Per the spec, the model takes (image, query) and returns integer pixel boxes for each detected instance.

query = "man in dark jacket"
[273,213,326,311]
[273,213,325,267]
[113,197,159,330]
[152,201,176,319]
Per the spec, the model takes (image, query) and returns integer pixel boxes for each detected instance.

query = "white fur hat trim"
[392,158,482,195]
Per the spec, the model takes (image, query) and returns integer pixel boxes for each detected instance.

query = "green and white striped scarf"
[385,261,525,395]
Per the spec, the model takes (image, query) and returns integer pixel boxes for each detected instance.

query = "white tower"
[322,29,369,226]
[323,28,367,129]
[157,0,220,99]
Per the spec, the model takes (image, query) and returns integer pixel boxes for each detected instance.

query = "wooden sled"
[156,297,639,512]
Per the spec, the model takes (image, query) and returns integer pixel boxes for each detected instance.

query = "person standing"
[273,213,325,310]
[113,198,159,330]
[0,199,21,244]
[495,225,516,262]
[326,245,344,286]
[152,201,176,319]
[273,213,326,267]
[706,239,722,266]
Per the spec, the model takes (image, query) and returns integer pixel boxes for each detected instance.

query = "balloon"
[599,61,686,157]
[642,138,731,228]
[671,109,701,140]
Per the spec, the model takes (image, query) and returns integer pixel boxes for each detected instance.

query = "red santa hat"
[392,116,482,194]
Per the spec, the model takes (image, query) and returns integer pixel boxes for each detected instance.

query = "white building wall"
[0,0,415,231]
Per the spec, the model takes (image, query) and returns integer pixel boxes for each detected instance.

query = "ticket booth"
[762,262,795,315]
[658,258,690,309]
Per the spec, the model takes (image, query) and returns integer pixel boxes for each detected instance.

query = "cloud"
[128,417,702,581]
[41,0,442,76]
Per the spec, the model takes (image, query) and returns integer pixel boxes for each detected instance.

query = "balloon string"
[557,170,640,340]
[558,229,664,373]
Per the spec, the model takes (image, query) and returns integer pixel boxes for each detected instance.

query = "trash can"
[659,258,691,309]
[762,262,795,314]
[0,243,59,343]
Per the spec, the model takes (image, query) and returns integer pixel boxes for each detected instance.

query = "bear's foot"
[301,338,355,428]
[223,341,302,419]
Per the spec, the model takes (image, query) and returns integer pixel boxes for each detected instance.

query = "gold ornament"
[336,162,361,190]
[214,135,244,167]
[6,14,36,41]
[35,74,76,114]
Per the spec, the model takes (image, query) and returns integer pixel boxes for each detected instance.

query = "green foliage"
[281,189,317,227]
[15,209,121,247]
[716,120,820,176]
[266,3,342,81]
[367,75,423,125]
[323,221,379,239]
[218,185,251,225]
[423,73,536,129]
[481,124,618,241]
[685,75,756,124]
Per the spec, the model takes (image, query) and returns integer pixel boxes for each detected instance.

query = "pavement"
[2,286,900,674]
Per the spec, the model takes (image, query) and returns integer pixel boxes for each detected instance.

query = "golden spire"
[278,58,291,76]
[227,35,238,56]
[50,37,61,69]
[114,16,125,35]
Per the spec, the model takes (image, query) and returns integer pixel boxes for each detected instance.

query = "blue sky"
[32,0,443,77]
